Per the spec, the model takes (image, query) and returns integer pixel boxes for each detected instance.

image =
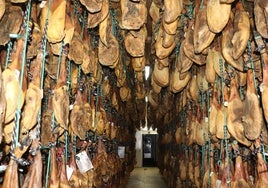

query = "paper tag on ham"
[223,101,228,107]
[69,104,74,110]
[40,1,47,8]
[260,84,264,92]
[0,165,7,173]
[66,165,74,180]
[14,69,20,81]
[205,117,208,122]
[76,151,93,173]
[216,180,221,188]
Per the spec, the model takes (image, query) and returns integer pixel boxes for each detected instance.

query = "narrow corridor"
[126,167,168,188]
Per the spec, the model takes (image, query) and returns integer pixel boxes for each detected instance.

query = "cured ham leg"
[52,47,70,131]
[231,141,250,188]
[227,76,251,146]
[0,64,6,144]
[202,144,217,188]
[57,147,71,188]
[255,32,268,123]
[242,69,263,140]
[21,139,43,188]
[70,89,93,140]
[49,144,60,188]
[21,50,43,134]
[193,0,215,53]
[2,34,26,124]
[255,139,268,188]
[2,143,30,188]
[209,84,220,142]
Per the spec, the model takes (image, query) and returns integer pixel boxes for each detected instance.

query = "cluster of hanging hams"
[147,0,268,146]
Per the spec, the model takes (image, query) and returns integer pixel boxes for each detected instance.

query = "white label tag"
[118,146,125,158]
[69,104,74,110]
[223,101,228,107]
[40,1,47,8]
[0,165,7,173]
[76,151,93,173]
[210,171,214,177]
[66,165,74,181]
[260,84,264,92]
[14,69,20,81]
[205,117,209,122]
[216,180,221,188]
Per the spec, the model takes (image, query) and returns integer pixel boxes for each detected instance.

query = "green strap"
[200,0,204,9]
[45,150,51,188]
[11,0,32,151]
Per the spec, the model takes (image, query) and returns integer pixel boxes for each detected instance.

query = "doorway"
[142,134,157,167]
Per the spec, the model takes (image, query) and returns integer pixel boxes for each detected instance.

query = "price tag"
[216,180,221,188]
[40,1,47,8]
[118,146,125,159]
[209,171,214,177]
[69,104,74,110]
[0,165,7,173]
[223,101,228,107]
[260,84,264,92]
[205,117,208,122]
[14,69,20,81]
[66,165,74,181]
[76,151,93,173]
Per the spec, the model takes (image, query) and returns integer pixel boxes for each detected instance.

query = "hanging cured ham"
[255,139,268,188]
[227,75,251,146]
[206,0,231,33]
[52,46,70,132]
[57,147,71,188]
[21,138,43,188]
[254,0,268,39]
[231,141,250,188]
[193,0,215,53]
[202,144,217,188]
[40,0,66,43]
[255,32,268,123]
[2,143,30,188]
[232,1,250,60]
[49,143,60,188]
[20,49,43,134]
[209,84,220,142]
[70,89,93,140]
[242,69,263,140]
[2,31,26,125]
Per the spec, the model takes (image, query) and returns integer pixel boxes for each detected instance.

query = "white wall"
[135,128,158,167]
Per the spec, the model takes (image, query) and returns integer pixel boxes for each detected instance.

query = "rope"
[5,41,12,69]
[199,66,206,178]
[219,49,231,188]
[207,90,211,187]
[11,0,32,152]
[81,10,87,37]
[174,43,180,69]
[247,41,258,94]
[67,60,72,91]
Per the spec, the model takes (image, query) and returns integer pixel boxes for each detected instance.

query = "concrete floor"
[125,167,168,188]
